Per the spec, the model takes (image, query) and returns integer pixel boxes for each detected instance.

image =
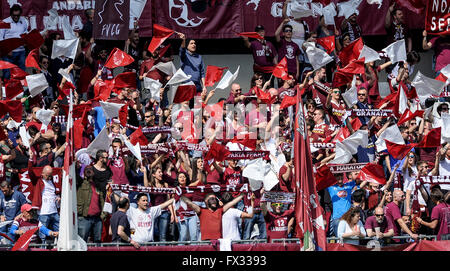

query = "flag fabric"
[10,67,28,80]
[394,83,408,117]
[93,79,114,101]
[280,94,297,109]
[255,87,275,104]
[412,71,446,105]
[61,16,77,40]
[358,45,381,63]
[204,100,225,121]
[104,48,135,69]
[143,78,163,102]
[205,65,228,87]
[316,35,335,54]
[113,72,137,90]
[5,79,23,100]
[294,92,327,251]
[86,126,111,158]
[215,66,240,90]
[416,127,441,148]
[11,227,39,251]
[130,126,149,146]
[20,29,44,51]
[0,100,22,122]
[0,21,10,29]
[375,124,405,152]
[25,48,41,70]
[395,0,425,14]
[382,39,407,64]
[339,58,365,75]
[173,81,196,104]
[304,42,334,71]
[159,43,171,58]
[357,163,386,185]
[272,57,290,80]
[337,0,362,19]
[166,68,192,86]
[0,38,25,57]
[149,61,177,76]
[315,165,338,191]
[148,24,175,53]
[342,76,358,107]
[118,104,128,127]
[397,109,424,126]
[26,73,49,98]
[237,32,263,40]
[0,60,17,69]
[100,101,126,120]
[441,113,450,143]
[121,134,142,161]
[51,39,79,60]
[385,140,415,160]
[57,90,87,251]
[338,37,364,67]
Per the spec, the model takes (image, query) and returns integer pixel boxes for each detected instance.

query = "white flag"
[215,66,240,90]
[382,39,407,64]
[86,126,111,158]
[61,16,77,40]
[58,67,75,86]
[129,0,147,29]
[358,45,381,63]
[441,112,450,143]
[367,0,382,8]
[288,2,313,18]
[100,101,125,120]
[143,78,162,102]
[375,125,404,152]
[330,141,354,164]
[440,64,450,86]
[36,109,55,131]
[19,126,31,149]
[341,129,368,155]
[412,71,446,105]
[121,134,142,161]
[51,39,79,60]
[26,73,48,98]
[342,75,358,107]
[337,0,362,19]
[398,84,408,115]
[166,68,191,86]
[150,61,177,76]
[322,3,337,25]
[304,42,334,71]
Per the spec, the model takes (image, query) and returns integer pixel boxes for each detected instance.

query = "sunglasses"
[333,91,340,94]
[284,29,292,33]
[235,89,242,92]
[441,108,449,111]
[272,203,283,207]
[357,93,366,96]
[375,214,384,217]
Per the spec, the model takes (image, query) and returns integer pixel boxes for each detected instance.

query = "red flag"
[385,140,416,160]
[316,35,335,54]
[10,67,28,80]
[205,65,228,87]
[148,24,175,53]
[130,126,149,146]
[0,100,22,122]
[11,227,39,251]
[398,109,424,126]
[416,127,441,148]
[0,60,17,69]
[332,69,354,88]
[272,57,290,80]
[0,38,25,57]
[205,141,230,163]
[159,44,171,58]
[104,48,135,69]
[0,21,10,29]
[204,100,225,121]
[93,79,114,101]
[25,48,41,70]
[118,104,128,127]
[173,82,196,104]
[339,58,365,74]
[255,87,275,104]
[376,91,397,109]
[436,73,448,83]
[5,79,23,100]
[338,37,364,67]
[231,132,257,150]
[113,72,137,90]
[237,32,263,40]
[357,163,386,185]
[21,29,44,50]
[73,108,88,149]
[294,93,327,251]
[315,165,338,191]
[280,94,297,109]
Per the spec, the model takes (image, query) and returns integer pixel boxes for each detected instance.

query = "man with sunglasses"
[353,87,372,127]
[385,189,418,242]
[261,200,295,242]
[225,83,246,105]
[275,19,301,81]
[365,207,394,244]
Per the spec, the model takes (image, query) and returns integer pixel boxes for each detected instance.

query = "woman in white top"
[401,151,418,192]
[337,206,366,245]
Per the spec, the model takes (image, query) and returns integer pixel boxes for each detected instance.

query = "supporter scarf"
[110,183,249,196]
[313,80,331,93]
[327,163,367,173]
[311,142,336,149]
[141,126,173,134]
[261,191,296,204]
[351,109,393,117]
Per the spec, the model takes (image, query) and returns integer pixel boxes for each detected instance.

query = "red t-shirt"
[327,99,347,127]
[431,202,450,240]
[385,202,402,236]
[224,167,243,197]
[264,209,295,242]
[277,165,294,192]
[311,122,331,142]
[199,207,223,240]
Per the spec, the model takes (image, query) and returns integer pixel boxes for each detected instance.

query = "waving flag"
[316,35,335,54]
[357,163,386,185]
[272,57,290,80]
[11,227,39,251]
[57,90,87,251]
[397,109,424,126]
[104,48,135,69]
[148,24,175,53]
[205,65,228,87]
[338,37,364,67]
[294,93,326,251]
[25,48,41,70]
[237,32,263,40]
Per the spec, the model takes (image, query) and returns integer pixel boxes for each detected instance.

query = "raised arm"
[223,194,245,213]
[180,195,201,214]
[158,197,175,210]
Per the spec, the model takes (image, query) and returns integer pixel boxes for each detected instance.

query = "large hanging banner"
[425,0,450,36]
[93,0,130,40]
[152,0,244,39]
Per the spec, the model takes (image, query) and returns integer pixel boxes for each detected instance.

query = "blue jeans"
[39,213,60,242]
[78,216,102,243]
[329,217,341,237]
[154,210,170,241]
[2,50,26,79]
[242,212,266,240]
[0,224,14,244]
[178,215,198,241]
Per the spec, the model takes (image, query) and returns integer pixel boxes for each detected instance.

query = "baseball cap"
[255,25,265,32]
[21,204,32,213]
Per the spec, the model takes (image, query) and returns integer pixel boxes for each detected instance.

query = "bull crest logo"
[169,0,206,28]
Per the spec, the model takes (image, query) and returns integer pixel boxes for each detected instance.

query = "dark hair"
[255,25,265,32]
[117,197,129,209]
[175,171,190,186]
[112,138,123,145]
[221,192,233,204]
[430,187,444,203]
[10,4,22,16]
[407,51,421,65]
[340,206,362,225]
[437,103,449,113]
[250,72,264,88]
[282,24,293,32]
[136,193,148,202]
[95,150,107,162]
[352,189,365,204]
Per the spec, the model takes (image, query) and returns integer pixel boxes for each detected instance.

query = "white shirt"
[127,205,161,243]
[40,179,58,215]
[402,166,418,192]
[0,16,29,52]
[222,208,243,241]
[438,158,450,190]
[337,220,366,245]
[407,180,430,206]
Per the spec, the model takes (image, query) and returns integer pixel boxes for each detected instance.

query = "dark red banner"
[93,0,130,40]
[425,0,450,35]
[152,0,244,39]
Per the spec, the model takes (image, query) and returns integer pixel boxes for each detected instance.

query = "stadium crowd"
[0,0,449,249]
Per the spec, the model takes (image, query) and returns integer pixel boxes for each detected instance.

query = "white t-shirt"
[438,158,450,190]
[407,180,430,206]
[127,205,161,243]
[222,208,243,241]
[40,179,58,215]
[402,166,418,192]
